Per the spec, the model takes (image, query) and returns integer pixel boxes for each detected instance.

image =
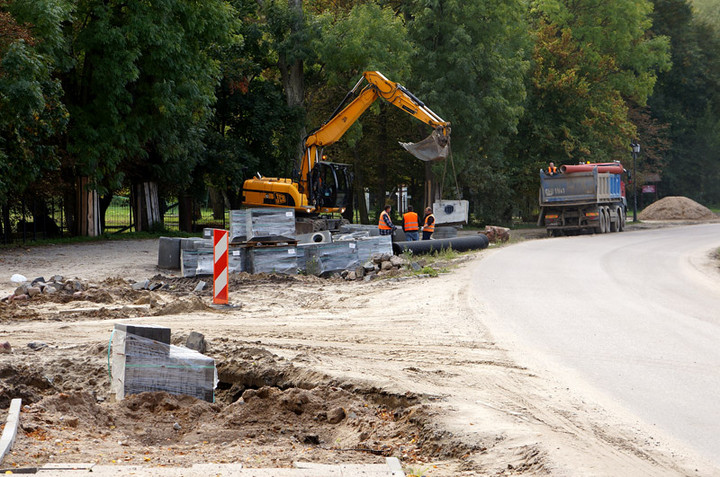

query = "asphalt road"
[471,223,720,465]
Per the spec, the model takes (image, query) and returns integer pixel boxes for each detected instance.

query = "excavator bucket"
[399,128,450,162]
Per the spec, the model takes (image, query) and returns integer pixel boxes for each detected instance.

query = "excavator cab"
[310,161,352,212]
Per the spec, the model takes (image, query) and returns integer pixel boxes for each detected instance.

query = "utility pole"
[631,140,640,222]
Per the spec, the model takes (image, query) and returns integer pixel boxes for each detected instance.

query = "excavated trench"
[1,339,480,471]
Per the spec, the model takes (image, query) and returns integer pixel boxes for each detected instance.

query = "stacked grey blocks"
[159,208,394,278]
[231,208,296,244]
[299,242,360,276]
[111,324,216,403]
[248,245,298,274]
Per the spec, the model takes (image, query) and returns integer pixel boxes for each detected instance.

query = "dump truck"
[537,162,628,236]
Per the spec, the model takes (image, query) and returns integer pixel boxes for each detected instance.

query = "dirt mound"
[638,196,716,221]
[153,295,214,315]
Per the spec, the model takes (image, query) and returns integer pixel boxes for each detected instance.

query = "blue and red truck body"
[538,162,628,235]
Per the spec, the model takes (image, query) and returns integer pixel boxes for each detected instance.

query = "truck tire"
[598,208,608,234]
[618,209,625,231]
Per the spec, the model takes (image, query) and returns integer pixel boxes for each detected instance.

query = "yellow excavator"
[242,71,451,220]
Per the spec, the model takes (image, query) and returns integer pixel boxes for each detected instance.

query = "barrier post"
[213,229,229,305]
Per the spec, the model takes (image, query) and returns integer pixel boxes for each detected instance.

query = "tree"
[647,0,720,204]
[60,0,237,231]
[508,0,670,220]
[406,0,531,223]
[0,0,69,236]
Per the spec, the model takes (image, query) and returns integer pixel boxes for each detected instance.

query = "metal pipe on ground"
[392,235,489,255]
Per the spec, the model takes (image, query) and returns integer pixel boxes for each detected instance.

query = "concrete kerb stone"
[16,459,408,476]
[0,398,21,464]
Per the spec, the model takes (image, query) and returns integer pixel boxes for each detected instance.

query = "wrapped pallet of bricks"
[300,242,360,276]
[248,245,298,274]
[111,324,217,402]
[356,235,393,263]
[229,210,247,244]
[181,246,246,277]
[246,208,296,243]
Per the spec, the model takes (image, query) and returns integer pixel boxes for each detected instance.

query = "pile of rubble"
[2,275,92,303]
[340,253,408,281]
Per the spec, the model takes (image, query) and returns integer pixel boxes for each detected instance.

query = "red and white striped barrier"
[213,229,229,305]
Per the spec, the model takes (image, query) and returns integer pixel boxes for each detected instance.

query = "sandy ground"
[1,227,719,476]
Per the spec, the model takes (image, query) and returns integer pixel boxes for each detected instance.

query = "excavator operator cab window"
[311,162,337,209]
[311,162,352,210]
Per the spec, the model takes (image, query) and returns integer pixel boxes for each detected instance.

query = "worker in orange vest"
[547,162,558,175]
[422,207,435,240]
[378,205,396,236]
[402,205,419,241]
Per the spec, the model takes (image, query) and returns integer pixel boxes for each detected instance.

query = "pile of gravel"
[638,196,716,221]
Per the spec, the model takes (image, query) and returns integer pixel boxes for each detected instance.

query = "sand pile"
[638,196,716,221]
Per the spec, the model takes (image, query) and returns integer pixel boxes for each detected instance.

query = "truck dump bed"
[539,169,622,206]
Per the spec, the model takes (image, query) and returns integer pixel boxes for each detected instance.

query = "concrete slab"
[0,398,21,464]
[5,458,406,476]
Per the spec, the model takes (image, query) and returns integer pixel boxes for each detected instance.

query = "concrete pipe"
[392,235,490,255]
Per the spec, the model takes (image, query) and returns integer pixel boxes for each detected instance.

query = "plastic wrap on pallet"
[247,208,296,242]
[338,224,380,236]
[356,235,393,262]
[111,330,217,402]
[333,231,371,241]
[181,247,246,277]
[229,210,247,243]
[249,246,298,274]
[300,242,360,276]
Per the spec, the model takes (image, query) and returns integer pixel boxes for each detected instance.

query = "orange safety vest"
[548,165,557,174]
[378,210,392,231]
[403,211,419,231]
[423,214,435,233]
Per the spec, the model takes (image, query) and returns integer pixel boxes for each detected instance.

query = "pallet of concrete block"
[247,244,298,274]
[355,235,393,263]
[158,237,213,270]
[298,241,361,276]
[338,223,380,236]
[181,246,246,277]
[111,324,216,402]
[230,207,296,244]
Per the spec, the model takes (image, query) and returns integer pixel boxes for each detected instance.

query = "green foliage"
[314,3,413,83]
[0,0,69,205]
[202,0,303,205]
[648,0,720,204]
[406,0,531,223]
[63,0,238,194]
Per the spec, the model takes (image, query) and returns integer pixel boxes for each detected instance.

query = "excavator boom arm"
[299,71,450,191]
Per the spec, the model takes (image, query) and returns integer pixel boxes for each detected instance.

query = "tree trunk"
[76,177,101,237]
[178,194,194,233]
[209,186,225,220]
[353,149,369,224]
[278,0,307,161]
[133,182,162,232]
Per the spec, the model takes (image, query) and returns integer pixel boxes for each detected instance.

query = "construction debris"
[483,225,510,243]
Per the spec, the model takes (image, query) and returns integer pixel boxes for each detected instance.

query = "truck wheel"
[594,210,604,234]
[618,209,625,231]
[601,208,608,233]
[609,207,619,232]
